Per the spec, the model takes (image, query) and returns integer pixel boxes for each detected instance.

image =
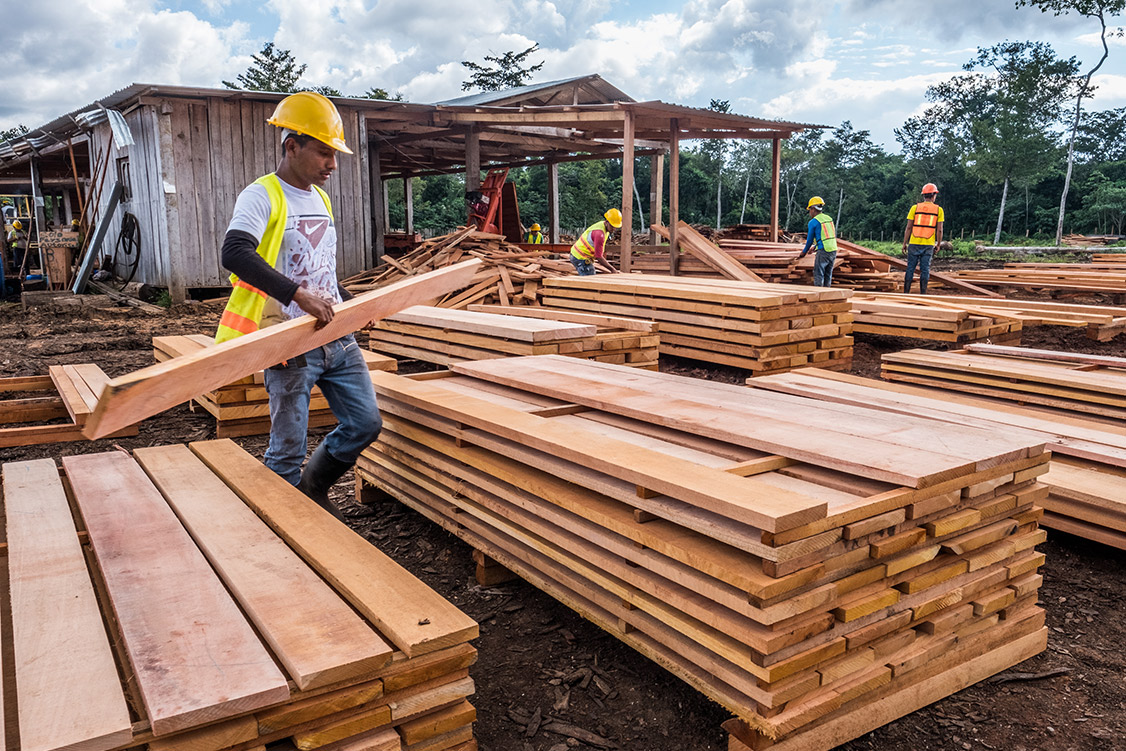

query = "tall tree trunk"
[740,169,751,224]
[1055,10,1110,246]
[994,177,1010,246]
[836,187,844,231]
[633,179,644,233]
[716,171,722,230]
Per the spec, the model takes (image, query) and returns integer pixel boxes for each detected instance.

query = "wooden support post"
[620,109,635,273]
[403,177,413,235]
[649,153,664,246]
[63,189,73,224]
[155,110,187,303]
[770,136,781,243]
[382,179,390,229]
[465,130,481,192]
[547,162,560,244]
[370,141,386,266]
[669,119,680,276]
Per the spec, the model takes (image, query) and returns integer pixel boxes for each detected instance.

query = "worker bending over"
[902,183,944,294]
[215,91,381,521]
[525,223,544,244]
[570,208,621,276]
[797,197,837,287]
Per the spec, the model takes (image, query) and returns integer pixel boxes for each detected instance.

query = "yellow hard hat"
[268,91,353,154]
[530,223,541,232]
[807,196,825,209]
[12,220,21,230]
[71,219,81,226]
[604,208,623,228]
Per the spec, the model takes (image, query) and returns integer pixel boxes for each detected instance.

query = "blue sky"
[1,0,1123,150]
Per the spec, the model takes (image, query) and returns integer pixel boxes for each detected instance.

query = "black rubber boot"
[297,443,353,522]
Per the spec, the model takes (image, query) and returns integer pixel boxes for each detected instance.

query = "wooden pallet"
[153,335,398,437]
[540,275,854,375]
[354,357,1048,744]
[0,439,478,751]
[748,365,1126,551]
[850,297,1022,344]
[0,364,139,447]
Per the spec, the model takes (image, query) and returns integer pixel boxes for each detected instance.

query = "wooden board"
[3,459,133,751]
[62,451,290,735]
[84,260,481,438]
[134,444,395,690]
[386,305,596,342]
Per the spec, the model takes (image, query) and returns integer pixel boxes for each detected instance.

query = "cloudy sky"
[2,0,1123,149]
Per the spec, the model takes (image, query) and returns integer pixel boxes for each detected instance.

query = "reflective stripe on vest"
[526,231,544,244]
[911,202,940,242]
[815,213,838,253]
[570,221,605,260]
[215,174,333,343]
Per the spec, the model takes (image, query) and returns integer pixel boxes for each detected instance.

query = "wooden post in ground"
[547,162,560,244]
[465,130,481,192]
[369,140,386,265]
[770,136,781,242]
[649,153,664,246]
[403,178,413,235]
[620,109,635,272]
[669,119,680,276]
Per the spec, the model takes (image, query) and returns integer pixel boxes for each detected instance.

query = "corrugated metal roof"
[435,74,633,107]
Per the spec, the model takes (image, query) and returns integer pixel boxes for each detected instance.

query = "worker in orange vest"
[902,183,944,294]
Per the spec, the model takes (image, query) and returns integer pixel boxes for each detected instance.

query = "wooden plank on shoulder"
[62,451,290,736]
[3,458,133,751]
[134,444,395,690]
[84,260,481,438]
[188,439,478,657]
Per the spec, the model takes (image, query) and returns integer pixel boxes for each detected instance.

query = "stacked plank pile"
[540,274,854,373]
[850,295,1023,344]
[881,343,1126,420]
[369,304,659,369]
[0,363,139,447]
[1092,253,1126,262]
[748,366,1126,551]
[355,356,1049,751]
[153,334,397,436]
[1,439,479,751]
[952,262,1126,297]
[343,227,599,308]
[855,292,1126,342]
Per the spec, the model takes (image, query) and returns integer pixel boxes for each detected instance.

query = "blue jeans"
[813,250,836,287]
[263,334,382,485]
[905,245,934,294]
[570,254,596,276]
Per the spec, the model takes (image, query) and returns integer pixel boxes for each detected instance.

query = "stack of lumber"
[855,292,1126,342]
[540,274,854,373]
[0,363,138,447]
[153,334,398,437]
[850,294,1023,344]
[952,263,1126,297]
[354,356,1048,751]
[718,224,772,242]
[1064,234,1122,247]
[881,343,1126,420]
[747,365,1126,550]
[1091,253,1126,262]
[1,439,478,751]
[368,305,659,369]
[343,227,600,308]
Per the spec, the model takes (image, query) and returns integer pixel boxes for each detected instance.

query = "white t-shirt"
[228,176,342,327]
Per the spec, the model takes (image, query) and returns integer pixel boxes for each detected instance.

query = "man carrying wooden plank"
[215,91,380,520]
[569,208,621,275]
[902,183,944,294]
[797,197,837,287]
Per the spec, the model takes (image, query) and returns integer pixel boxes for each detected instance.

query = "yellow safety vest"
[215,174,333,343]
[570,221,607,261]
[814,213,838,253]
[526,230,544,244]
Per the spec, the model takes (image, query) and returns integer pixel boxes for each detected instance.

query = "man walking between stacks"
[569,208,621,276]
[902,183,944,294]
[215,91,381,521]
[798,197,837,287]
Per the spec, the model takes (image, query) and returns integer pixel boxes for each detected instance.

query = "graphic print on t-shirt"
[281,213,341,321]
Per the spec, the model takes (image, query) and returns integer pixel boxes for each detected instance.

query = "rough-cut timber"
[0,365,139,448]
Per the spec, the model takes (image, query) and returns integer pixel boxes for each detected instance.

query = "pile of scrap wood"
[951,262,1126,297]
[355,356,1048,751]
[540,274,854,374]
[854,292,1126,342]
[343,227,606,308]
[369,305,659,369]
[881,343,1126,420]
[2,440,478,751]
[0,364,139,447]
[1063,234,1123,247]
[153,334,397,437]
[850,295,1023,344]
[748,366,1126,551]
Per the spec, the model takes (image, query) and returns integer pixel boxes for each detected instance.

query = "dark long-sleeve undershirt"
[221,229,352,304]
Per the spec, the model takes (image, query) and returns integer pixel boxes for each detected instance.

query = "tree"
[223,42,307,92]
[364,87,404,102]
[1017,0,1125,244]
[461,44,544,92]
[1,124,28,142]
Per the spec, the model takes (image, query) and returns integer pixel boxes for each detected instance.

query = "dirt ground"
[1,283,1124,751]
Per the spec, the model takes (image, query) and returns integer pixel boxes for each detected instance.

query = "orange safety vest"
[215,174,333,343]
[570,221,607,261]
[910,202,941,242]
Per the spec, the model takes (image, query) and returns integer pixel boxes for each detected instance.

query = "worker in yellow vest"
[797,197,837,287]
[215,91,380,520]
[570,208,621,276]
[525,223,544,244]
[902,183,944,294]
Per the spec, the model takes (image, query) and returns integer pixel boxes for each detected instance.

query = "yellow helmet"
[530,223,541,232]
[12,220,21,230]
[604,208,623,228]
[71,219,81,227]
[807,196,825,209]
[268,91,353,154]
